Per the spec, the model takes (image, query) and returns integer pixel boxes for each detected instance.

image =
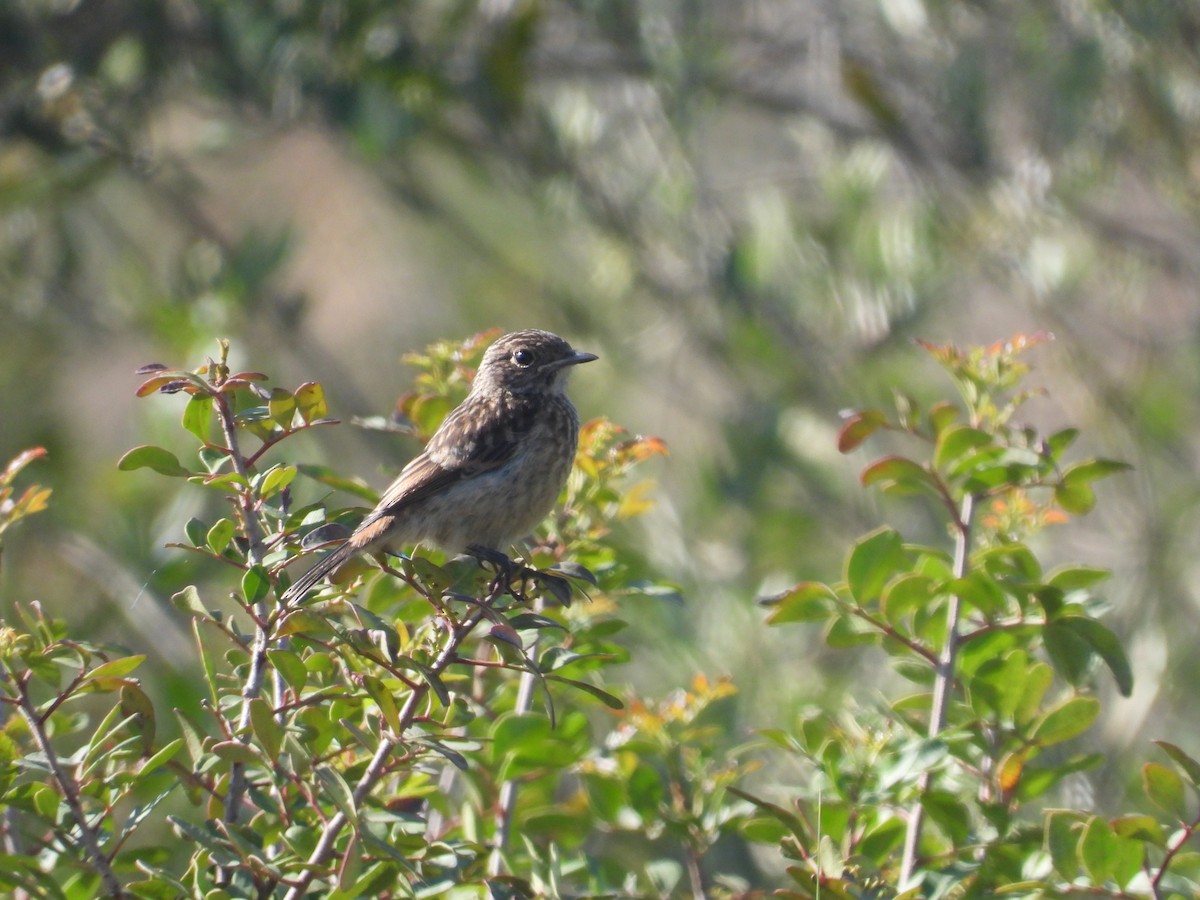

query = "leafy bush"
[1,333,1197,898]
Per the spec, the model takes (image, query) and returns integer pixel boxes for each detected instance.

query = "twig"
[11,670,125,897]
[281,582,503,900]
[210,388,274,843]
[488,596,543,876]
[899,493,974,887]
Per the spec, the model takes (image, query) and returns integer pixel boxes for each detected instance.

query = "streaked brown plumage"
[280,330,596,604]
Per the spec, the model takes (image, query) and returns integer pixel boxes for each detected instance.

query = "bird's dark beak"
[546,350,598,371]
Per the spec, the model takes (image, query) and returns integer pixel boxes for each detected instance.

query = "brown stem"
[488,596,543,876]
[899,493,974,887]
[12,671,125,897]
[280,583,502,900]
[210,387,276,888]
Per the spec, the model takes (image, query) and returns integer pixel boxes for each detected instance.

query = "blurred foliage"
[3,0,1200,892]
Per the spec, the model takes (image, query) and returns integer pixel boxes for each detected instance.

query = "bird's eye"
[512,349,534,367]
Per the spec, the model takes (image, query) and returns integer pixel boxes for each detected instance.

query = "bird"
[280,329,597,604]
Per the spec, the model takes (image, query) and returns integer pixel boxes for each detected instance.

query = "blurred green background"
[2,0,1198,806]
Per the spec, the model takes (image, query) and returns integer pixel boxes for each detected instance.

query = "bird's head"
[472,330,598,395]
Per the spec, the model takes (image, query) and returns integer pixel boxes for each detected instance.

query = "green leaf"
[1045,809,1084,880]
[181,394,213,443]
[269,649,308,693]
[1111,814,1165,847]
[85,655,146,682]
[949,571,1005,616]
[259,464,297,500]
[268,388,297,428]
[117,445,191,477]
[249,698,283,759]
[1055,479,1096,514]
[1079,816,1116,885]
[212,740,263,765]
[1143,762,1188,819]
[933,425,993,470]
[295,381,328,423]
[207,518,235,554]
[241,565,271,605]
[1047,565,1110,592]
[1061,458,1133,485]
[1046,427,1079,460]
[140,737,185,776]
[1047,615,1133,697]
[361,675,402,733]
[315,766,357,821]
[761,581,838,624]
[860,455,938,496]
[545,675,624,709]
[1030,697,1099,746]
[880,573,933,623]
[928,402,959,437]
[1042,619,1092,687]
[1154,741,1200,786]
[846,527,906,605]
[923,790,970,843]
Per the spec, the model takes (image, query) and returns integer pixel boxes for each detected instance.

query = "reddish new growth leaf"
[838,410,886,453]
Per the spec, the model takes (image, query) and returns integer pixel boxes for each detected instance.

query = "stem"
[1150,807,1200,899]
[899,493,974,887]
[12,672,125,897]
[281,586,501,900]
[488,596,543,876]
[211,391,273,842]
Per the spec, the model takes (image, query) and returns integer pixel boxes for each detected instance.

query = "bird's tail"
[280,542,357,605]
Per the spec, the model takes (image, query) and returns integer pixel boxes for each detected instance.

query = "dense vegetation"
[3,2,1200,896]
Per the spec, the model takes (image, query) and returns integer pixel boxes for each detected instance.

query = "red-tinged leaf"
[117,445,192,477]
[136,374,184,397]
[837,409,886,453]
[134,363,169,375]
[218,378,264,393]
[226,371,268,382]
[624,435,669,460]
[1143,762,1188,819]
[860,455,937,495]
[3,447,48,482]
[1154,741,1200,787]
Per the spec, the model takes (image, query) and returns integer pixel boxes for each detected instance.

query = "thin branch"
[280,581,504,900]
[210,384,276,875]
[12,671,125,897]
[488,595,544,876]
[899,492,974,887]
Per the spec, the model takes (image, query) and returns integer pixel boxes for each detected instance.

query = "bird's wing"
[348,396,536,545]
